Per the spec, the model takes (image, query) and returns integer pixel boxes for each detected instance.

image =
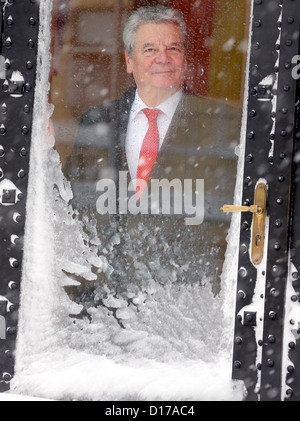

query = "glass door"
[11,0,251,401]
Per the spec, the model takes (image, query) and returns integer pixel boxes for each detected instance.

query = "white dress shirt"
[125,89,183,182]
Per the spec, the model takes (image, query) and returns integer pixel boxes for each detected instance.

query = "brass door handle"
[220,204,262,214]
[221,183,267,265]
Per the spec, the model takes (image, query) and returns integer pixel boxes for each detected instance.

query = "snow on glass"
[3,0,253,401]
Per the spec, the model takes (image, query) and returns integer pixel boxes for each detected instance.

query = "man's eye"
[169,47,182,52]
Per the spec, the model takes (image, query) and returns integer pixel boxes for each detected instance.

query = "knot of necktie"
[143,108,160,123]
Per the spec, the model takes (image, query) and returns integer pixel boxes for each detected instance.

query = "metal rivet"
[28,39,35,48]
[234,361,241,369]
[235,337,243,345]
[20,148,27,157]
[258,339,263,346]
[268,335,276,343]
[279,152,286,159]
[247,131,255,139]
[267,359,274,367]
[254,20,261,27]
[12,260,19,268]
[239,267,247,278]
[26,61,33,70]
[245,313,253,322]
[287,365,294,373]
[3,373,12,382]
[269,311,277,320]
[18,193,24,200]
[23,105,30,113]
[7,327,16,335]
[25,83,32,92]
[29,17,36,26]
[278,175,285,182]
[284,85,290,91]
[4,38,11,48]
[7,17,13,26]
[277,197,283,205]
[21,126,29,135]
[238,290,246,299]
[18,170,26,178]
[292,272,299,279]
[249,110,256,118]
[15,215,22,223]
[288,17,294,24]
[251,65,259,75]
[289,342,296,349]
[281,130,287,137]
[0,126,6,135]
[274,242,281,250]
[286,389,293,397]
[286,39,293,46]
[242,221,249,230]
[246,154,253,163]
[240,244,248,254]
[291,295,298,302]
[257,363,262,370]
[5,350,12,359]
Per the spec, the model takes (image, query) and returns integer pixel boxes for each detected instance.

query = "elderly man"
[66,6,240,298]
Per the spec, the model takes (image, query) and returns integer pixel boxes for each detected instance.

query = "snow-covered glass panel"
[12,0,251,401]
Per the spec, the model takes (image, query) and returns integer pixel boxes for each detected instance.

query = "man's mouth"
[152,70,174,75]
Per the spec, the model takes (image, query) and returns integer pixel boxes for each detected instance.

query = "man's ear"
[125,50,133,74]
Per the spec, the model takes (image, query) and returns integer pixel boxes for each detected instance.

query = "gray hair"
[123,5,187,56]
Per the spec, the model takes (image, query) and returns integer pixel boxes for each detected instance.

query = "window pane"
[16,0,251,400]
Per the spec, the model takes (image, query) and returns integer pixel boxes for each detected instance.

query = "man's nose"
[154,48,171,63]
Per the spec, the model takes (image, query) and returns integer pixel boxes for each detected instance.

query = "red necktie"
[136,108,160,199]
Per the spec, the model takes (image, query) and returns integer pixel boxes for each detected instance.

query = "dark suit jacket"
[65,85,241,295]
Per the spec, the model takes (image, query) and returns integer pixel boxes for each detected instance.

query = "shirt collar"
[130,88,183,120]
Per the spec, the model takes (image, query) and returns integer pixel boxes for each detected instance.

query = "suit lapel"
[115,85,136,174]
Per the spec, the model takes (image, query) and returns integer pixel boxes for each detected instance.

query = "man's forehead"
[135,22,184,44]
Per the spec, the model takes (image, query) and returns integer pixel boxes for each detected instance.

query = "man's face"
[125,22,186,103]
